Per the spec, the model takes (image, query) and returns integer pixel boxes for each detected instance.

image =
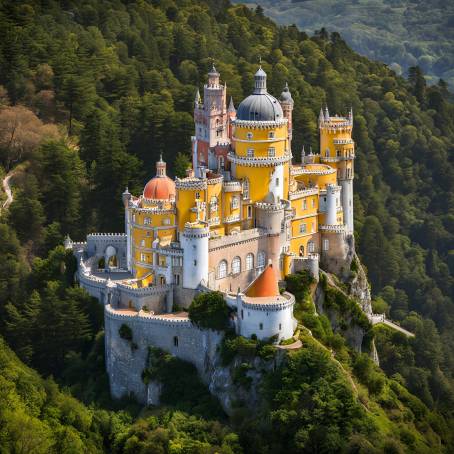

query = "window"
[247,148,254,157]
[231,196,239,209]
[174,274,180,285]
[267,147,275,157]
[308,241,315,253]
[312,198,316,208]
[232,256,241,275]
[195,192,200,199]
[257,251,266,268]
[217,260,227,279]
[276,177,279,187]
[337,150,341,157]
[219,156,225,170]
[193,260,197,266]
[325,149,329,157]
[246,253,254,270]
[323,239,330,251]
[247,132,253,140]
[243,179,249,200]
[299,223,306,234]
[140,253,146,262]
[144,217,151,225]
[173,336,179,347]
[259,323,263,330]
[241,309,244,320]
[279,323,282,330]
[163,218,171,225]
[269,131,275,139]
[210,196,218,212]
[303,199,307,210]
[247,205,252,218]
[132,214,136,223]
[140,239,145,247]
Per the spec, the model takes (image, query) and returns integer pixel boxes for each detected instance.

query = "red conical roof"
[246,263,279,298]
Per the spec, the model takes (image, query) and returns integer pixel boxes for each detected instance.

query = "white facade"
[233,293,296,341]
[340,179,354,232]
[326,184,341,225]
[181,225,210,289]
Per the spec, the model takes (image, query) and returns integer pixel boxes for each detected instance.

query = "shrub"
[119,324,133,341]
[188,291,230,331]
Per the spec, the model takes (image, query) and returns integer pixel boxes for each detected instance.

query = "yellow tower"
[230,68,291,228]
[318,107,355,232]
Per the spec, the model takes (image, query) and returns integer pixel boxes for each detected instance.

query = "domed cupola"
[143,155,176,200]
[236,67,284,122]
[280,82,293,105]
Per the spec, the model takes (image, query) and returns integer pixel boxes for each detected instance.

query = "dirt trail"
[1,170,15,215]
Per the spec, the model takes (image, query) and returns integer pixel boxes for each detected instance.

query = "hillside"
[0,0,454,452]
[238,0,454,89]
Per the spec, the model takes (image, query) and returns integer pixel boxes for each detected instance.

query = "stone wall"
[104,305,223,403]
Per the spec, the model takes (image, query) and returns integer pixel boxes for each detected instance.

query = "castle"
[68,66,356,402]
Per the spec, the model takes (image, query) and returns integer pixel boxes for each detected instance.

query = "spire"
[324,105,330,121]
[194,89,201,106]
[253,66,267,94]
[348,106,353,124]
[228,96,235,112]
[301,145,306,164]
[319,107,324,124]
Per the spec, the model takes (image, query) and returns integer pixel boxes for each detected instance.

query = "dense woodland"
[0,0,454,452]
[239,0,454,89]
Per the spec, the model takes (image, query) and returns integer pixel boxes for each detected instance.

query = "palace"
[68,66,356,400]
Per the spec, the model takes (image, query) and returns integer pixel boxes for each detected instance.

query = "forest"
[239,0,454,89]
[0,0,453,452]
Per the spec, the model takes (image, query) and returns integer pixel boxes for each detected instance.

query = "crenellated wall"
[104,305,223,403]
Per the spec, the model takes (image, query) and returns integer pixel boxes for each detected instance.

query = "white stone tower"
[181,224,210,289]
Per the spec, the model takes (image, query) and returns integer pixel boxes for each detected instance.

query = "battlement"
[232,118,288,128]
[105,305,192,326]
[209,228,265,251]
[228,151,291,167]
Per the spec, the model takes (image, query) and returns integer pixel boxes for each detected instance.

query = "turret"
[181,224,210,289]
[122,187,132,271]
[280,82,294,145]
[207,64,220,86]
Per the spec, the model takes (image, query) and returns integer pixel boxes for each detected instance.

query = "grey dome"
[236,67,284,121]
[237,93,284,121]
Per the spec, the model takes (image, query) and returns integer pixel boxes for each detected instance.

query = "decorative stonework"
[227,151,291,167]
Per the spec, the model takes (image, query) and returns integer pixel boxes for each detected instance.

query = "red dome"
[143,176,175,200]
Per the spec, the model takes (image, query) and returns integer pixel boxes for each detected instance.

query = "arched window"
[325,148,329,157]
[308,241,315,253]
[144,217,151,225]
[232,256,241,274]
[243,179,249,200]
[247,132,253,140]
[246,253,254,270]
[257,251,266,269]
[217,260,227,279]
[219,156,225,170]
[299,245,304,257]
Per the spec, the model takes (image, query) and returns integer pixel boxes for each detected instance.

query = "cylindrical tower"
[326,184,341,225]
[181,223,210,289]
[231,67,291,215]
[319,107,355,233]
